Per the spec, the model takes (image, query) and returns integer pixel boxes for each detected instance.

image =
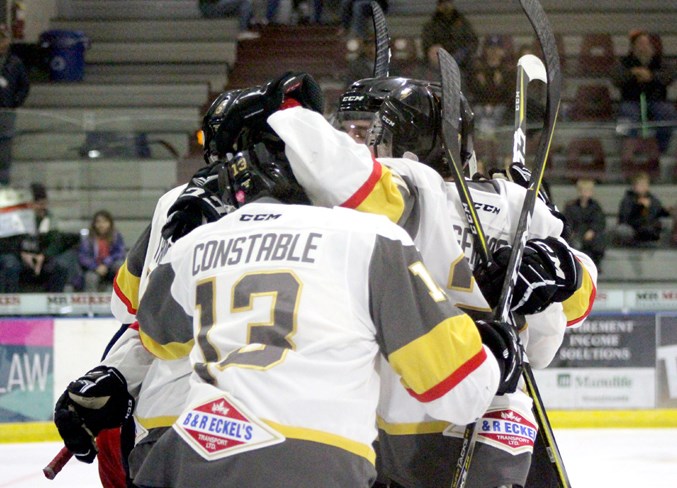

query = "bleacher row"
[10,0,677,282]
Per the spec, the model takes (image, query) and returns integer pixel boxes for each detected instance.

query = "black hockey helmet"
[202,88,245,165]
[220,137,309,208]
[333,76,413,143]
[371,80,447,176]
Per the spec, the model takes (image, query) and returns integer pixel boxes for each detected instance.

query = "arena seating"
[7,0,676,282]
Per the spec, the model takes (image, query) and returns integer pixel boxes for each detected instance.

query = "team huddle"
[52,11,597,488]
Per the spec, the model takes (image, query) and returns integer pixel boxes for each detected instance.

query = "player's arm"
[135,259,194,361]
[367,228,522,426]
[111,223,151,322]
[268,106,413,225]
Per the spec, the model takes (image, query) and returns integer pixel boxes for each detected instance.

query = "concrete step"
[387,12,677,38]
[86,41,237,66]
[11,159,178,192]
[82,63,229,90]
[16,107,202,132]
[12,132,189,161]
[24,83,210,108]
[48,18,238,42]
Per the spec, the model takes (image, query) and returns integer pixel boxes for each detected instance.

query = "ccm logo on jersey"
[240,213,281,221]
[474,202,500,215]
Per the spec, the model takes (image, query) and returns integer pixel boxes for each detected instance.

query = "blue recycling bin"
[39,30,89,82]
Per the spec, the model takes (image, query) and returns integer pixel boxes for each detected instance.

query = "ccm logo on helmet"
[342,95,365,102]
[240,213,282,221]
[381,115,396,127]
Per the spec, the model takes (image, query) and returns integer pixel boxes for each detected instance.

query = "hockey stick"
[43,446,73,480]
[459,93,478,178]
[512,54,546,166]
[437,48,493,488]
[438,48,490,266]
[497,1,571,487]
[370,1,391,78]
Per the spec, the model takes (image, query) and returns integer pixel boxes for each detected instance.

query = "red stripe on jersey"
[0,203,31,213]
[113,278,137,315]
[341,158,383,209]
[406,348,488,403]
[129,321,140,332]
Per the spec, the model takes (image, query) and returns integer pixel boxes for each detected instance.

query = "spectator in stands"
[78,209,126,292]
[564,178,607,269]
[421,0,478,77]
[615,171,671,246]
[19,183,81,292]
[0,186,31,293]
[337,0,388,39]
[198,0,261,40]
[612,30,676,154]
[0,25,30,186]
[468,34,515,135]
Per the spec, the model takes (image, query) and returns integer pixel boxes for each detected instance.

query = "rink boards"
[1,288,677,442]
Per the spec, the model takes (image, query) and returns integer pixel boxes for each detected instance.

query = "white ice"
[0,429,676,487]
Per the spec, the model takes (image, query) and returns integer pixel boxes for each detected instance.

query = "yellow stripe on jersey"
[388,314,484,399]
[376,416,449,435]
[139,328,194,360]
[344,162,406,225]
[562,264,596,327]
[135,415,180,430]
[263,420,376,465]
[113,260,141,313]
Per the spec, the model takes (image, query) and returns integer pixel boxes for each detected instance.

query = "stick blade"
[370,1,391,78]
[438,48,462,140]
[518,54,546,83]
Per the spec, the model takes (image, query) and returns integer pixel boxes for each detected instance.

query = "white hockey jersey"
[104,184,194,430]
[268,106,598,431]
[136,201,502,463]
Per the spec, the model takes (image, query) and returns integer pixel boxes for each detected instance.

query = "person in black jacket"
[0,26,30,186]
[564,178,607,269]
[615,171,671,246]
[612,30,676,154]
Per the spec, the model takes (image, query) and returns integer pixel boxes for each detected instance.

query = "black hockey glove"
[475,320,523,395]
[54,366,134,464]
[217,71,324,152]
[161,161,233,245]
[489,162,572,240]
[475,237,582,315]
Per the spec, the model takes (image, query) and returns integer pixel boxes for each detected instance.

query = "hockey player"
[53,75,523,488]
[53,76,321,485]
[322,79,596,487]
[264,80,597,487]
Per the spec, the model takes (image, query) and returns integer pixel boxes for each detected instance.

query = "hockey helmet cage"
[333,77,412,142]
[372,80,447,176]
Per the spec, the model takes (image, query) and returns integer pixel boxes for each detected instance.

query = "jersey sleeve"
[136,246,194,361]
[268,106,411,225]
[562,248,598,327]
[368,232,499,426]
[111,223,151,322]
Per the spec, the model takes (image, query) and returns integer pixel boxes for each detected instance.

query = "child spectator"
[615,171,671,246]
[79,210,126,292]
[564,178,607,269]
